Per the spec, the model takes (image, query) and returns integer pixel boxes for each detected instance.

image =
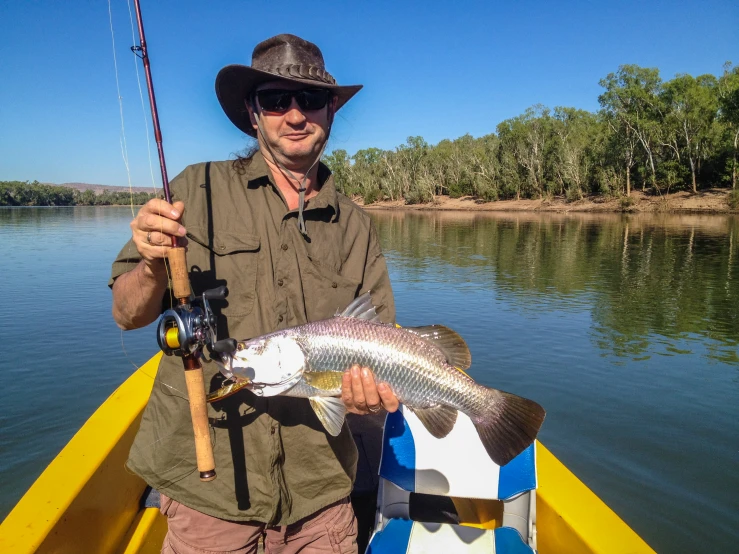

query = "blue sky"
[1,0,737,187]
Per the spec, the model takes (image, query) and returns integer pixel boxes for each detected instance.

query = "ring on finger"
[146,231,153,245]
[368,404,382,413]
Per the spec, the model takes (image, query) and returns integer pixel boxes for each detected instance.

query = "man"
[110,34,397,553]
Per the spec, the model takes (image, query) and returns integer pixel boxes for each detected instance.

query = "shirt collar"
[246,150,339,221]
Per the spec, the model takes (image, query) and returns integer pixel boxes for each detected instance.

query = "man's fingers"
[145,230,175,247]
[143,198,182,220]
[341,370,353,407]
[142,213,186,237]
[350,365,366,409]
[341,365,399,415]
[172,200,185,216]
[342,368,365,414]
[361,367,382,409]
[377,383,399,413]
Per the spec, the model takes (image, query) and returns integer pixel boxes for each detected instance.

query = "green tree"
[661,74,719,192]
[718,63,739,189]
[497,105,551,199]
[323,149,353,195]
[599,65,663,191]
[551,107,601,199]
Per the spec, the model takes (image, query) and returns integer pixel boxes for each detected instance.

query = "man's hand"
[130,199,187,275]
[112,198,186,330]
[341,365,399,415]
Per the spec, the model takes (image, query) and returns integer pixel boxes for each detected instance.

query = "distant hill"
[45,182,160,195]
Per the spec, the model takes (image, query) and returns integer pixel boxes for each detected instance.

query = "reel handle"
[203,286,228,301]
[212,338,237,353]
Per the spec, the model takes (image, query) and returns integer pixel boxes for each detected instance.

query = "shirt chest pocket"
[187,226,260,317]
[300,248,361,321]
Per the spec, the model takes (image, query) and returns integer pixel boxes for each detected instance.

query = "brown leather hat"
[216,34,362,137]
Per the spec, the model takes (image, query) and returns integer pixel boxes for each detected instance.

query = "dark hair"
[232,140,259,175]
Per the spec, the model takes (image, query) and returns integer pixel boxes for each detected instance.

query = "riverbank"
[360,188,737,214]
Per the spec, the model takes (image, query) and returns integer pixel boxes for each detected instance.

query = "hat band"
[258,63,337,85]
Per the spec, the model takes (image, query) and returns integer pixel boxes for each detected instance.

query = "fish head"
[230,334,305,396]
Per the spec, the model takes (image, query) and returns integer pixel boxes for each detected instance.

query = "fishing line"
[106,0,180,399]
[123,0,176,317]
[126,0,159,196]
[107,0,135,217]
[103,0,207,477]
[109,0,151,377]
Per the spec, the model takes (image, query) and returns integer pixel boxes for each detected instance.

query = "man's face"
[247,80,338,170]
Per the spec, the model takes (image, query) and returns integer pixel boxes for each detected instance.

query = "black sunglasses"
[255,88,332,113]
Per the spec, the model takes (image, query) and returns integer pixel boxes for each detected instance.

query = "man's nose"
[284,98,308,125]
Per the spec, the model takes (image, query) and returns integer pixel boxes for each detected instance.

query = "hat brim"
[216,65,362,137]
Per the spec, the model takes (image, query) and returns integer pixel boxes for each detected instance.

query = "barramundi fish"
[215,293,545,466]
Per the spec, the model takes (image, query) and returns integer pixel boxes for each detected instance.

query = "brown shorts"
[160,494,358,554]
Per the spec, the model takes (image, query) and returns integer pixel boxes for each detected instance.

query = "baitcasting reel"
[156,286,237,358]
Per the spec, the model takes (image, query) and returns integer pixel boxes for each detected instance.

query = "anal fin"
[407,404,458,438]
[309,397,347,436]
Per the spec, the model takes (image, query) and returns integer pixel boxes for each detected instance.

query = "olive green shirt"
[110,152,395,524]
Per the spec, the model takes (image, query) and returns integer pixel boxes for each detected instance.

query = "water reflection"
[371,210,739,363]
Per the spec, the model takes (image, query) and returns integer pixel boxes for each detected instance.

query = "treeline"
[0,181,157,206]
[325,63,739,204]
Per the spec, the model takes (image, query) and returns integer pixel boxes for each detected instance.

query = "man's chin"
[275,141,322,164]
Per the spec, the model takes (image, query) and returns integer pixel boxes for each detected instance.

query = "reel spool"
[156,286,236,358]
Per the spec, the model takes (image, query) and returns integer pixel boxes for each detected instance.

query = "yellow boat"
[0,353,655,553]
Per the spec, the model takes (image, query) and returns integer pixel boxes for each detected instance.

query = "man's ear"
[328,95,338,125]
[245,98,259,131]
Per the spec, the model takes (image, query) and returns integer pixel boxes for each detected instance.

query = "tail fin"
[471,390,546,466]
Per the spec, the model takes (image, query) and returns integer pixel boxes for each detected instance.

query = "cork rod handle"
[168,247,191,300]
[168,245,216,482]
[183,358,216,481]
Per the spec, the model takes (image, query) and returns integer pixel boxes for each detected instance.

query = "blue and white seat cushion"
[379,408,537,500]
[369,407,538,553]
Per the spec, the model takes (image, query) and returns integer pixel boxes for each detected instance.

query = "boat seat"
[367,406,537,553]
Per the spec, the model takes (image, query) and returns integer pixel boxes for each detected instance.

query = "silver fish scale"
[287,317,486,412]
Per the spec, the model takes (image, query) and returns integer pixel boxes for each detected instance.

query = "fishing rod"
[131,0,219,482]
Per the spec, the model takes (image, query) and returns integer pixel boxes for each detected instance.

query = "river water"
[1,207,737,552]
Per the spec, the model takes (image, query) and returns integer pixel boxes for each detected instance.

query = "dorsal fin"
[336,291,384,323]
[405,325,472,370]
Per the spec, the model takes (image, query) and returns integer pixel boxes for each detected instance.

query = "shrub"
[362,188,382,205]
[619,195,636,211]
[728,189,739,209]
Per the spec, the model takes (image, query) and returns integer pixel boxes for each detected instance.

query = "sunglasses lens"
[296,89,330,111]
[256,89,330,113]
[256,90,293,112]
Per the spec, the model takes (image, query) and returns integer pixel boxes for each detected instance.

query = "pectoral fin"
[304,371,344,393]
[309,397,347,436]
[407,404,458,438]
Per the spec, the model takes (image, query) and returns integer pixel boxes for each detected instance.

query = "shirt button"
[281,243,288,251]
[331,282,338,288]
[270,427,276,435]
[278,315,283,323]
[277,279,284,287]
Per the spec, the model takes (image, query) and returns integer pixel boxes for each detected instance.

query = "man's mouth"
[282,133,311,141]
